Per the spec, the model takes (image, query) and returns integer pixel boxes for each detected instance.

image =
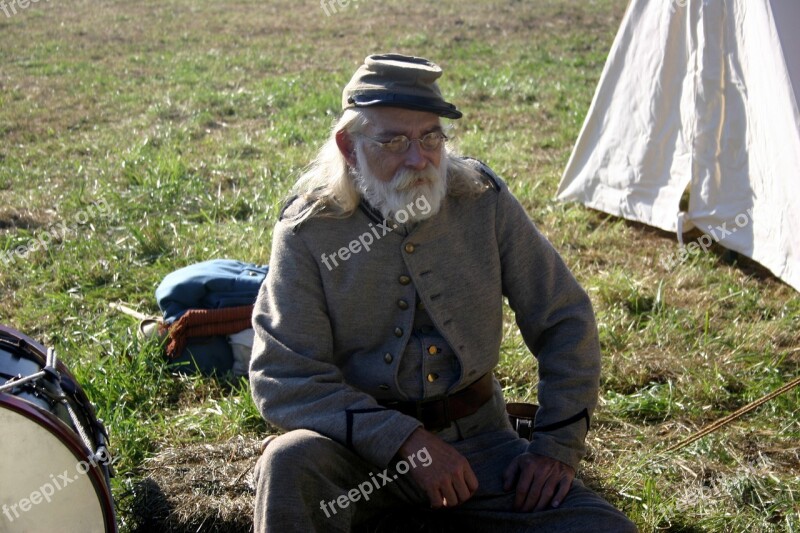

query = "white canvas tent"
[557,0,800,292]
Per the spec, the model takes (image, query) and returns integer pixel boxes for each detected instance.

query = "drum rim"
[0,324,80,384]
[0,325,97,418]
[0,324,47,353]
[0,325,106,438]
[0,325,118,533]
[1,392,118,533]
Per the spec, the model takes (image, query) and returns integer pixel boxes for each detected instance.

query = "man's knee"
[256,429,343,483]
[257,430,325,475]
[560,480,638,532]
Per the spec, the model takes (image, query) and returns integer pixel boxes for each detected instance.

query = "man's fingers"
[551,476,572,509]
[521,470,549,512]
[453,473,474,503]
[402,428,479,508]
[440,482,460,508]
[502,456,520,491]
[513,464,536,510]
[531,475,557,512]
[465,466,480,494]
[430,464,478,508]
[427,488,445,508]
[506,453,576,512]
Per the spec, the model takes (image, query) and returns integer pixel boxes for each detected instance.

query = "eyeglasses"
[356,131,448,154]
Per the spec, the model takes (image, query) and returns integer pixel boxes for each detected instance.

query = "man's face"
[350,107,448,223]
[355,107,444,182]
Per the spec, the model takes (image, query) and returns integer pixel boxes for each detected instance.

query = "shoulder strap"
[278,195,300,221]
[460,157,501,191]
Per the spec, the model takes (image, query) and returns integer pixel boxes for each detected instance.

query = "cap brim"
[347,93,462,119]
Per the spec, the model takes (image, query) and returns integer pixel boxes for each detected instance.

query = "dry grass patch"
[123,437,260,533]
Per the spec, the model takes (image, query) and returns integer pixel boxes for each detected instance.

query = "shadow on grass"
[118,438,258,533]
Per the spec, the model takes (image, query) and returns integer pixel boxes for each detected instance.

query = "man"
[249,53,637,532]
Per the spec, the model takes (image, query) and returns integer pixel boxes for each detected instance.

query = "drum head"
[0,395,115,532]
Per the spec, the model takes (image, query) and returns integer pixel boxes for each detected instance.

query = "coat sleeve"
[494,180,601,471]
[249,218,422,468]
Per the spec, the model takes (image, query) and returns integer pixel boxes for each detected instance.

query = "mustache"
[393,166,440,192]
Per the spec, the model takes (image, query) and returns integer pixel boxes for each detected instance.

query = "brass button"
[394,327,403,337]
[426,373,439,383]
[404,243,415,254]
[378,384,390,391]
[399,275,411,285]
[397,299,409,310]
[383,353,393,364]
[427,345,439,355]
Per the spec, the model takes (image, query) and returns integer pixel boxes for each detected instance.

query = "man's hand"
[502,453,575,512]
[398,427,479,508]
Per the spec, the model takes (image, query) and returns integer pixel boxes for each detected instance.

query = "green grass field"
[1,1,798,531]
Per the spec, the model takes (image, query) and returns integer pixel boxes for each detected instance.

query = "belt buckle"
[416,395,451,431]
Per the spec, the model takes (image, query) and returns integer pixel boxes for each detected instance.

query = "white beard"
[353,145,448,224]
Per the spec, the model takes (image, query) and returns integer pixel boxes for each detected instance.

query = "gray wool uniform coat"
[249,160,601,472]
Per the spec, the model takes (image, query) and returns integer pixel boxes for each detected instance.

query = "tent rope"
[664,373,800,453]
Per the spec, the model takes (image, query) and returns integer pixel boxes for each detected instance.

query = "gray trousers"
[253,426,638,532]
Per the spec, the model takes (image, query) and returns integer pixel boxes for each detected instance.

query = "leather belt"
[380,373,494,431]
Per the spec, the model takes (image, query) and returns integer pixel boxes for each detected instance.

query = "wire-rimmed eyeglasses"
[355,131,448,154]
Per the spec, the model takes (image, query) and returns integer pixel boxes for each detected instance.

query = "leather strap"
[380,373,494,431]
[507,402,539,440]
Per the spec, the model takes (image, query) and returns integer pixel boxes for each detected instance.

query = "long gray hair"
[286,109,488,227]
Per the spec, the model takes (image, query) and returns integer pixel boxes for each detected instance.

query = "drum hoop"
[0,324,48,353]
[0,324,78,384]
[0,325,118,533]
[1,393,117,532]
[0,325,108,449]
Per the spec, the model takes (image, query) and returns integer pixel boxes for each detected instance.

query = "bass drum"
[0,325,117,533]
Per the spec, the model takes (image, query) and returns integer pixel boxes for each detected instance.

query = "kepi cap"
[342,53,462,119]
